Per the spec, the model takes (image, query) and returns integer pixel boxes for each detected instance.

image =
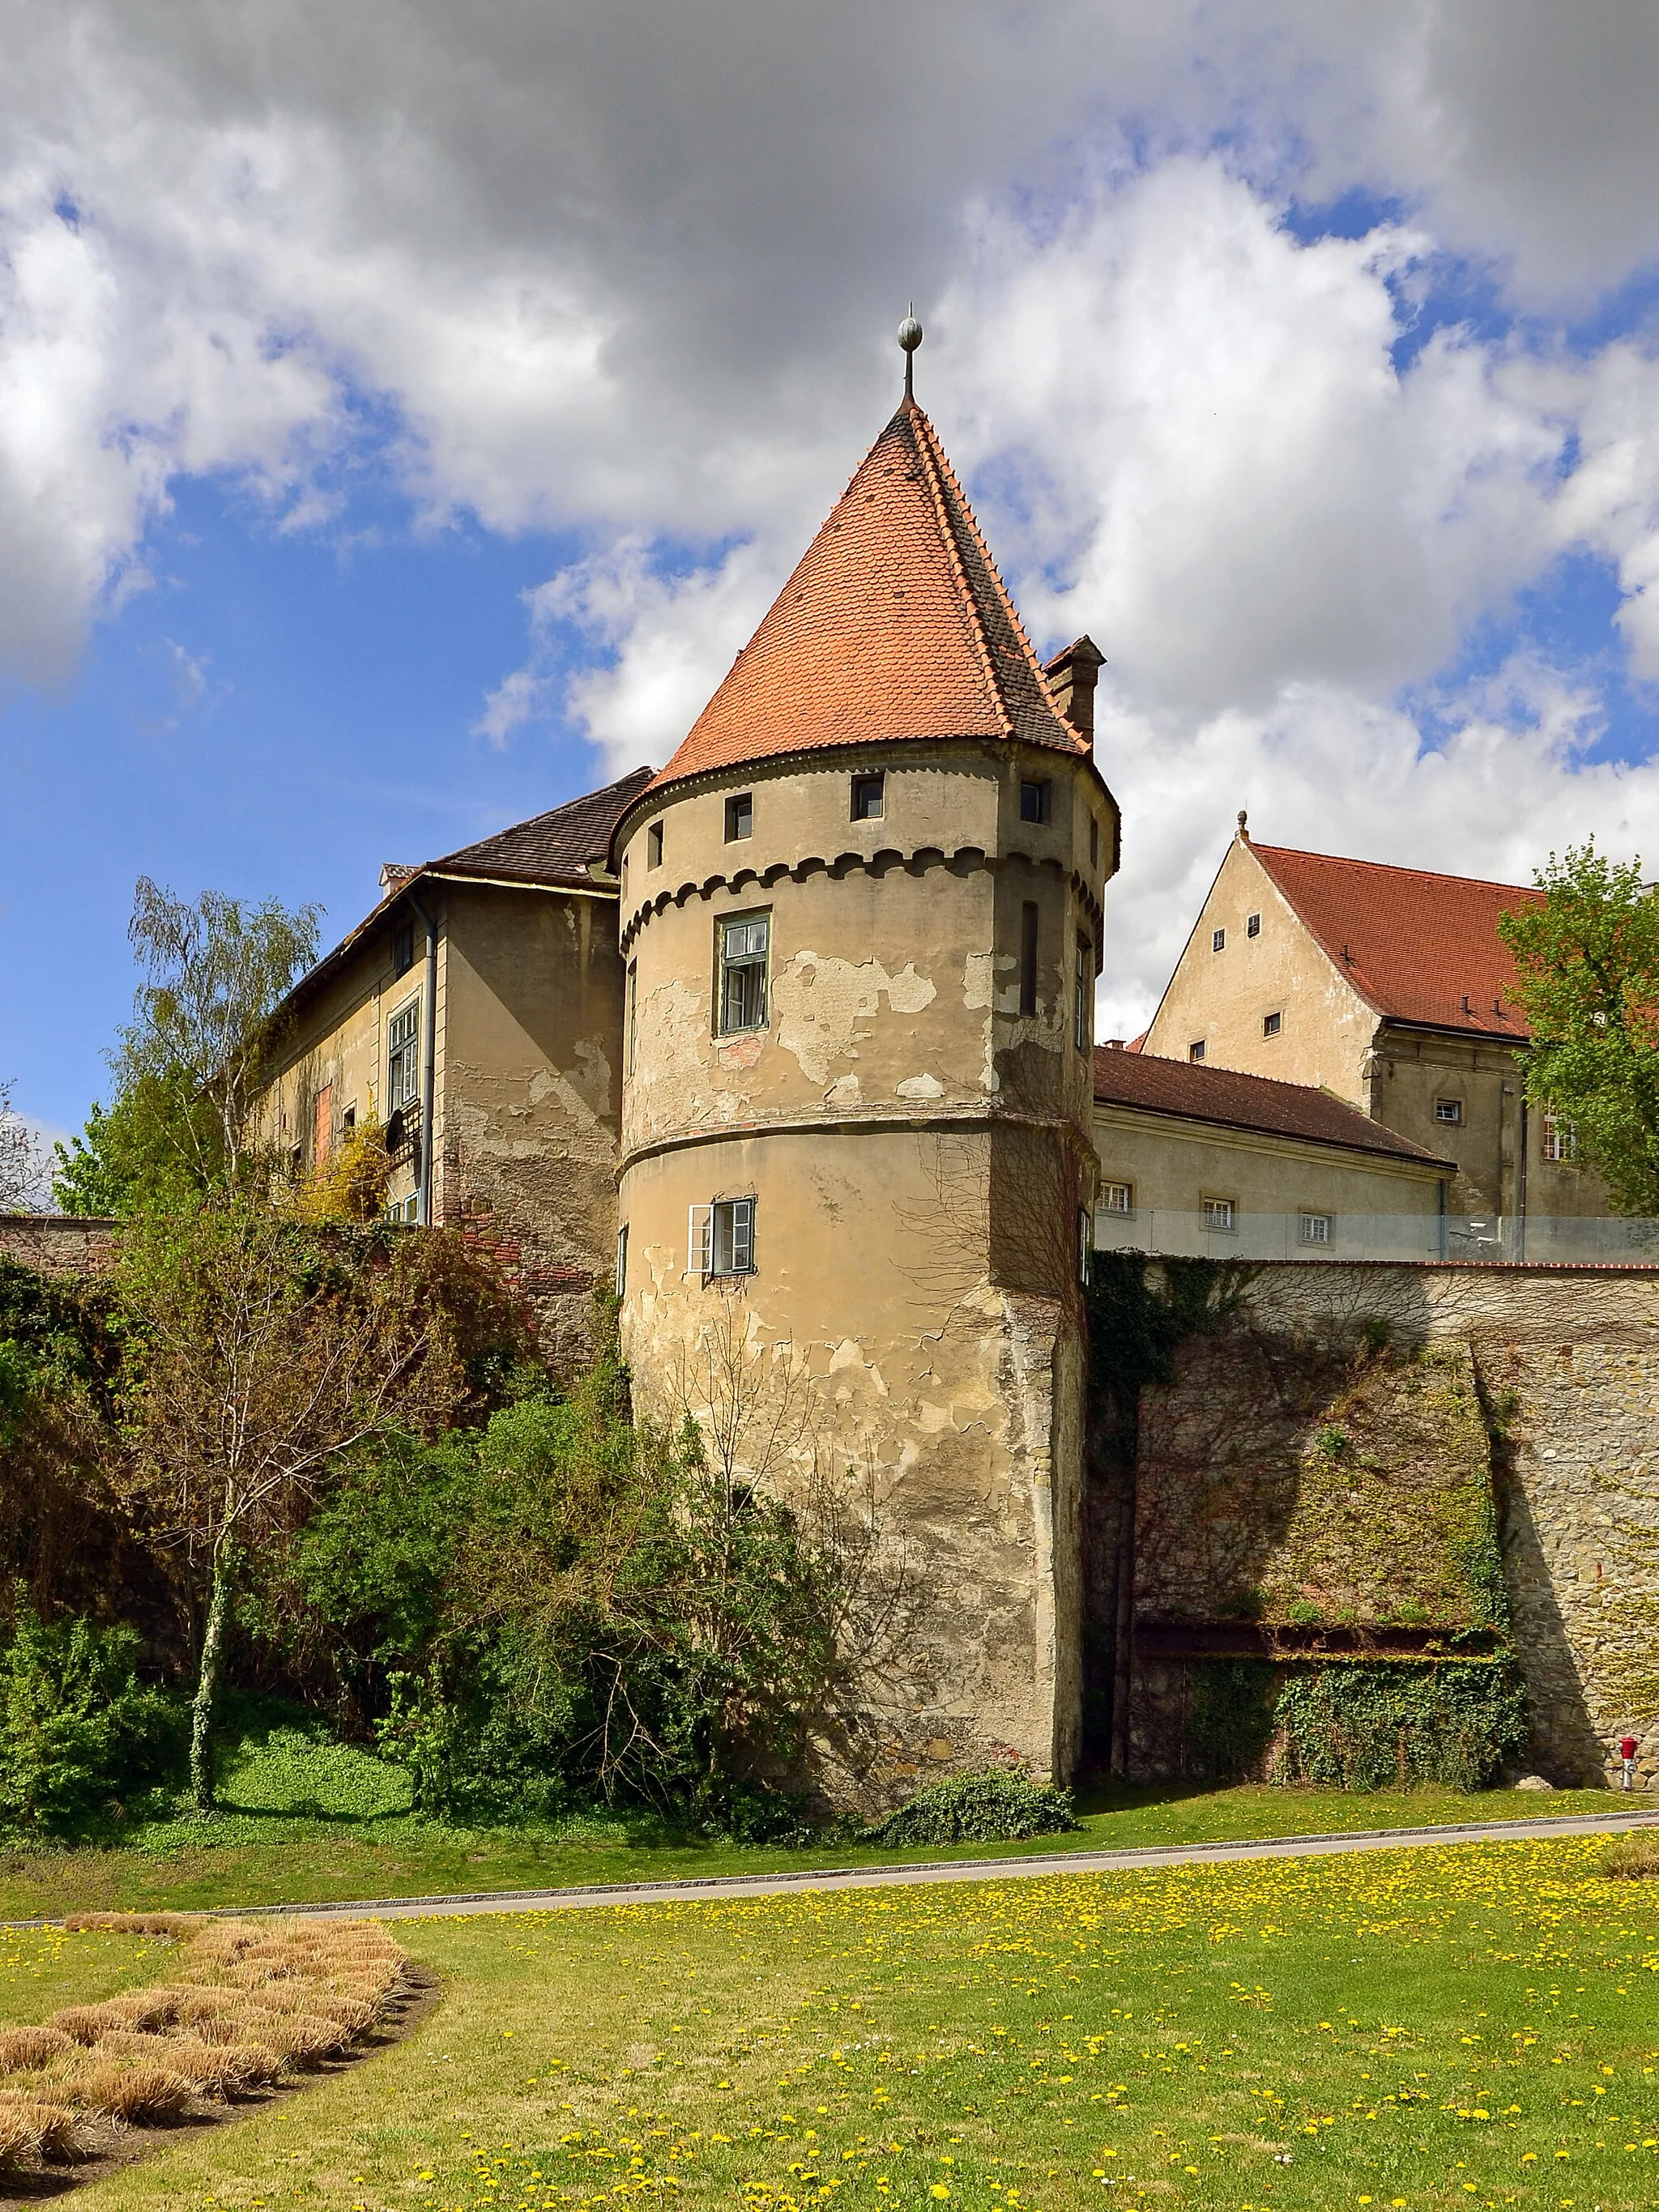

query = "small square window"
[1202,1196,1236,1232]
[1101,1182,1133,1216]
[647,821,663,867]
[1263,1010,1282,1038]
[1019,778,1050,825]
[851,772,885,820]
[1435,1097,1463,1125]
[1212,927,1226,953]
[1188,1039,1206,1063]
[342,1104,356,1135]
[1246,912,1261,939]
[725,792,753,842]
[1300,1211,1333,1246]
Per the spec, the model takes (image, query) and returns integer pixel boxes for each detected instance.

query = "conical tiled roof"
[643,398,1088,800]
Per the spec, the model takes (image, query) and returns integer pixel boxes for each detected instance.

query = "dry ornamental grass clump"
[0,1912,407,2178]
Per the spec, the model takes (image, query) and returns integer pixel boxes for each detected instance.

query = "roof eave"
[1091,1091,1456,1172]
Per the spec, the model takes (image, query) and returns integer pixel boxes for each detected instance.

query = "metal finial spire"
[898,304,923,399]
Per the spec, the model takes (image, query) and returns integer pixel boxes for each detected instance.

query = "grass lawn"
[36,1831,1659,2212]
[0,1730,1634,1920]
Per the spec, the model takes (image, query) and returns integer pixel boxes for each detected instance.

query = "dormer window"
[725,792,753,842]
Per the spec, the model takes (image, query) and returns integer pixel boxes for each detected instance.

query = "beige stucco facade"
[1143,834,1610,1224]
[612,738,1116,1805]
[254,873,627,1370]
[1092,1097,1445,1254]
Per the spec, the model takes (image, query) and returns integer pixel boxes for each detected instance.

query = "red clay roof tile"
[1094,1046,1452,1167]
[642,398,1087,800]
[1250,843,1542,1042]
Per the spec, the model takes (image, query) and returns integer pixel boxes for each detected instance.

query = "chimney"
[1043,635,1104,739]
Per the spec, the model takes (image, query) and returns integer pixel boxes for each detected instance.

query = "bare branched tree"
[0,1080,49,1213]
[117,1205,463,1806]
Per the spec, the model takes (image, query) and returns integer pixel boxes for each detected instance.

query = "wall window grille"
[1188,1039,1206,1062]
[647,821,663,867]
[1300,1211,1333,1245]
[1101,1181,1133,1215]
[1246,912,1260,938]
[386,999,420,1111]
[1262,1010,1282,1038]
[1435,1097,1463,1125]
[851,772,885,820]
[1203,1196,1236,1231]
[724,791,753,841]
[615,1224,629,1297]
[1540,1113,1578,1162]
[688,1198,756,1278]
[718,913,770,1034]
[1019,901,1040,1017]
[1212,927,1226,953]
[1074,935,1094,1051]
[1018,778,1050,825]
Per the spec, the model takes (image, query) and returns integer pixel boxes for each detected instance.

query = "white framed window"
[615,1224,629,1296]
[386,998,420,1111]
[1435,1097,1463,1125]
[1300,1211,1333,1246]
[1101,1181,1133,1215]
[1202,1196,1237,1232]
[1188,1039,1206,1063]
[718,912,770,1034]
[1212,926,1226,953]
[1263,1010,1282,1038]
[1540,1113,1578,1163]
[386,1192,419,1225]
[1077,1206,1093,1285]
[689,1199,756,1278]
[1246,912,1260,939]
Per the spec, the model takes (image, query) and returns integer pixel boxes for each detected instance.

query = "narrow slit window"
[1074,934,1093,1052]
[718,913,770,1034]
[615,1223,629,1297]
[393,921,416,976]
[1246,912,1261,939]
[626,961,638,1075]
[647,821,663,868]
[851,772,885,820]
[1090,816,1099,867]
[1212,927,1226,953]
[1077,1207,1093,1285]
[1019,901,1040,1017]
[725,791,753,842]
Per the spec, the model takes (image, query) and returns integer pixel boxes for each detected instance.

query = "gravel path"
[229,1805,1659,1920]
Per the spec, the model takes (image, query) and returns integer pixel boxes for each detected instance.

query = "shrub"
[1603,1829,1659,1880]
[1271,1660,1527,1793]
[0,1597,183,1832]
[859,1771,1079,1847]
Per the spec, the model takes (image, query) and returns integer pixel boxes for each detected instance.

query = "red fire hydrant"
[1620,1734,1640,1791]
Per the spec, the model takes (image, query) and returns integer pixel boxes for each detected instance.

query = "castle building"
[1141,819,1612,1241]
[606,388,1120,1796]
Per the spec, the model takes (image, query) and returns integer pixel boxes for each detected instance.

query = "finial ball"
[1237,809,1249,833]
[898,313,923,354]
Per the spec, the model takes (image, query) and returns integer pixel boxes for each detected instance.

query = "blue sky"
[8,0,1659,1144]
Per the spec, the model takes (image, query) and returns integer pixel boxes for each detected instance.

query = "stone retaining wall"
[0,1214,117,1278]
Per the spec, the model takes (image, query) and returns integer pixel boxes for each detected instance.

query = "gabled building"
[1141,818,1610,1232]
[253,769,650,1367]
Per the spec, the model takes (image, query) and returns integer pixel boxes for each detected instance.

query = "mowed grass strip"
[0,1785,1627,1920]
[66,1834,1659,2212]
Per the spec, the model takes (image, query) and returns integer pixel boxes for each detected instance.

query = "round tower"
[609,365,1119,1805]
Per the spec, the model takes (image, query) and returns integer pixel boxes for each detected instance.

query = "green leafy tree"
[1499,842,1659,1214]
[0,1594,183,1832]
[55,880,321,1213]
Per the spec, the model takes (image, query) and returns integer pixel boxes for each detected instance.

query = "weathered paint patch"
[772,950,939,1085]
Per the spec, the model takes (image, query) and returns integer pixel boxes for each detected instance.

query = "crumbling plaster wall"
[439,883,627,1372]
[1132,1262,1659,1790]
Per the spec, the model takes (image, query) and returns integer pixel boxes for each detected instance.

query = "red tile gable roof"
[1250,843,1542,1042]
[1094,1047,1452,1168]
[642,398,1088,802]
